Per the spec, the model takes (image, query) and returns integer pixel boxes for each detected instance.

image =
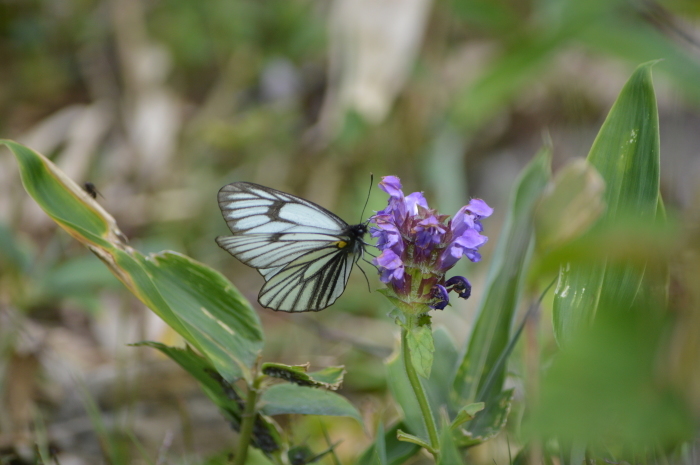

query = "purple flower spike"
[429,285,449,310]
[445,276,472,300]
[369,175,491,315]
[373,249,405,284]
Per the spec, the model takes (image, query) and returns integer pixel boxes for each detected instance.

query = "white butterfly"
[216,182,368,312]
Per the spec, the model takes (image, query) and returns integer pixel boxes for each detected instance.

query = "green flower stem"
[234,377,262,465]
[401,325,440,459]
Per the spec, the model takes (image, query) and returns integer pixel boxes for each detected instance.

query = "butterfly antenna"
[359,173,374,223]
[356,262,372,293]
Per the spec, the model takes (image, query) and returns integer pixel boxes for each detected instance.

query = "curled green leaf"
[261,362,346,390]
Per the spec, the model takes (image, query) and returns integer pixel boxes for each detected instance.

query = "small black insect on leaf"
[83,182,103,199]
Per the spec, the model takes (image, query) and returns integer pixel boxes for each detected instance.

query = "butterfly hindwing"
[259,245,357,312]
[216,182,366,312]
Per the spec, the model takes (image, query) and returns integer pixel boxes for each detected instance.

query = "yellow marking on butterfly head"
[335,240,348,249]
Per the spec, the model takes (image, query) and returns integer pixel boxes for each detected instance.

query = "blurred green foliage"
[2,0,700,463]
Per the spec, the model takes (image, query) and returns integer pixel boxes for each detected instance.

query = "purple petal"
[379,176,403,198]
[404,192,428,216]
[371,223,403,253]
[429,284,449,310]
[374,249,401,268]
[437,244,462,271]
[450,206,476,237]
[465,250,482,262]
[445,276,472,299]
[417,216,442,228]
[467,199,493,218]
[454,229,488,249]
[373,249,405,284]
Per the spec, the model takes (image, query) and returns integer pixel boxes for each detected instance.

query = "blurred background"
[1,0,699,463]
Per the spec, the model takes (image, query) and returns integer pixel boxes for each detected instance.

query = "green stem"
[401,325,440,460]
[234,378,261,465]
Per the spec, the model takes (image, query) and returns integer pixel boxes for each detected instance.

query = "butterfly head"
[349,222,368,238]
[345,223,368,253]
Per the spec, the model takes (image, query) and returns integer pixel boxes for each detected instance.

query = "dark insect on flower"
[370,176,491,313]
[83,182,103,199]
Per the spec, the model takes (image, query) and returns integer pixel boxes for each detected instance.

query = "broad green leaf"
[406,324,434,379]
[261,362,346,390]
[139,251,263,380]
[2,140,264,382]
[553,62,660,344]
[453,389,514,448]
[354,422,420,465]
[450,403,485,430]
[2,140,115,241]
[134,342,283,455]
[453,148,551,405]
[259,384,362,424]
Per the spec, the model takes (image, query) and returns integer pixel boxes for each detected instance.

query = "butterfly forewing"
[219,183,346,232]
[216,182,366,312]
